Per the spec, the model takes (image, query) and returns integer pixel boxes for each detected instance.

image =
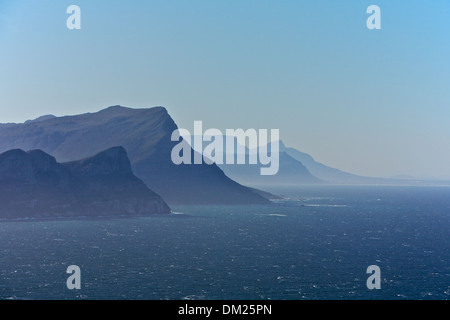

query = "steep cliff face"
[64,147,171,215]
[0,106,269,205]
[0,147,171,219]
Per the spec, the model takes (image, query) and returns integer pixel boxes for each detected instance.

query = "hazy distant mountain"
[279,141,444,185]
[0,106,269,205]
[278,141,371,184]
[219,139,434,186]
[0,147,170,219]
[219,151,322,186]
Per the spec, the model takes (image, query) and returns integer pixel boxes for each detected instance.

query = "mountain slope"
[0,106,269,205]
[279,141,365,183]
[219,151,322,186]
[279,141,397,184]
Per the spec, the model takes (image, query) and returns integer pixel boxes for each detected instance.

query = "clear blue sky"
[1,0,449,179]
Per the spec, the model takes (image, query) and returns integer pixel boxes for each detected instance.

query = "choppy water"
[0,186,449,300]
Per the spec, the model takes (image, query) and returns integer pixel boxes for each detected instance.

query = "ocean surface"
[0,186,449,300]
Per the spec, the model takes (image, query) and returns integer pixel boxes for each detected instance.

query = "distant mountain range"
[219,150,322,186]
[279,142,450,185]
[218,140,447,186]
[0,147,170,219]
[0,106,270,205]
[278,141,380,185]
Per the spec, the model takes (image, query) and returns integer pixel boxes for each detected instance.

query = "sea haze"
[0,186,449,300]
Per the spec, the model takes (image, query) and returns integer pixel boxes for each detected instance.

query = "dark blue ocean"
[0,186,449,300]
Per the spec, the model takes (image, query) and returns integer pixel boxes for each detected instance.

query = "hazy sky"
[0,0,449,179]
